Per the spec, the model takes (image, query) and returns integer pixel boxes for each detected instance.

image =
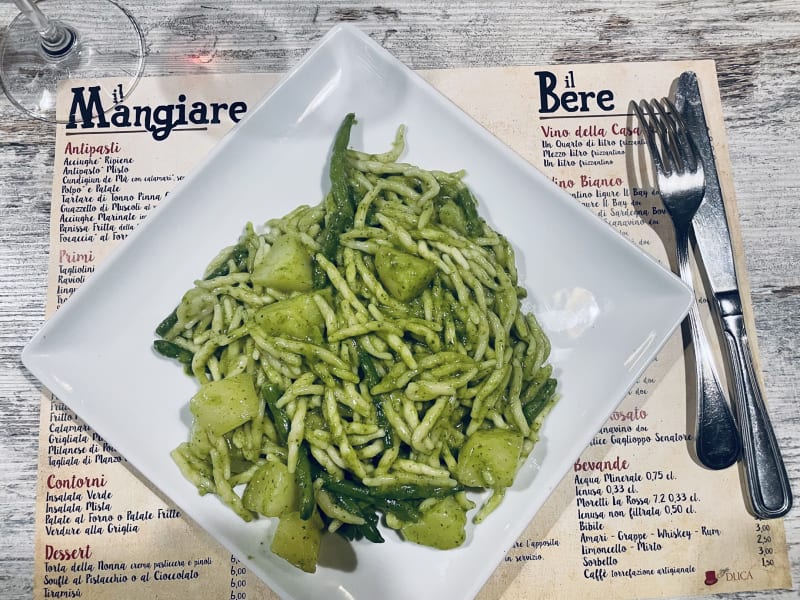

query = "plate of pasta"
[23,24,692,600]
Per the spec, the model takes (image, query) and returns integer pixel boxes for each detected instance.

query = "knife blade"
[675,71,792,519]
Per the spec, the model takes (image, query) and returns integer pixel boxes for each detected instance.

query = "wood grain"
[1,1,797,598]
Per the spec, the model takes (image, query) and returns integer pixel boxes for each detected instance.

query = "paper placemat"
[34,60,791,599]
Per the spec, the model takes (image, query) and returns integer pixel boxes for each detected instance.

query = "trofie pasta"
[154,114,559,572]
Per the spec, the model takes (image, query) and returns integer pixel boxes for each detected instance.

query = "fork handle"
[675,235,741,470]
[717,293,793,519]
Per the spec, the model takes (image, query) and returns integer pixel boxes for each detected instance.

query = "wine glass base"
[0,0,146,124]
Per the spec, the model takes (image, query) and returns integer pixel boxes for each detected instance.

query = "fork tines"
[632,98,700,176]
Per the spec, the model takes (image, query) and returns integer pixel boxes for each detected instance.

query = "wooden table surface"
[1,1,798,598]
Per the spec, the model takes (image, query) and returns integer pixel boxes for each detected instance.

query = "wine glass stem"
[13,0,76,57]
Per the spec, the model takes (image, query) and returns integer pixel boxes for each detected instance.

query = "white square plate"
[23,24,692,600]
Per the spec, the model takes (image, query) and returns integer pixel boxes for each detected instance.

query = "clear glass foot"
[0,0,146,123]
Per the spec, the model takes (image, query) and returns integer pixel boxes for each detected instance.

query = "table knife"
[675,71,792,519]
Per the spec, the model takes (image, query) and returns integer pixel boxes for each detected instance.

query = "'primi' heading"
[66,86,249,141]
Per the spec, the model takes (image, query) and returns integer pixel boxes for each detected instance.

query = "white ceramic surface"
[23,24,692,600]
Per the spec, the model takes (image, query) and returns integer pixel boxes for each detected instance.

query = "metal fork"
[633,98,741,470]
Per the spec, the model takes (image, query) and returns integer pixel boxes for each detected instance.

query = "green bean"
[318,473,373,502]
[374,497,421,522]
[318,471,461,506]
[330,113,357,220]
[261,384,289,445]
[357,348,394,447]
[205,243,249,279]
[456,185,483,238]
[346,491,419,522]
[355,520,384,543]
[313,113,358,287]
[521,364,553,403]
[323,487,386,542]
[155,309,178,337]
[329,488,366,517]
[337,519,385,543]
[295,442,315,520]
[523,378,557,425]
[358,347,380,387]
[153,339,193,365]
[335,524,359,541]
[323,472,422,522]
[346,480,461,501]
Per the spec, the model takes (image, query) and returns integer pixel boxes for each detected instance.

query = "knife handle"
[674,235,740,470]
[686,295,741,470]
[718,293,793,519]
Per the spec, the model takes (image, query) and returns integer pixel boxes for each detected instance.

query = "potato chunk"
[401,497,467,550]
[374,246,436,302]
[242,461,299,518]
[252,235,313,292]
[252,292,327,343]
[455,429,523,489]
[270,511,324,573]
[189,373,260,436]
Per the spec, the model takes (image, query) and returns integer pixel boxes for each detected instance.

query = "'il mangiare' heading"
[66,86,248,141]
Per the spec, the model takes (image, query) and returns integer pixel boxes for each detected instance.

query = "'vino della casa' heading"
[66,86,249,141]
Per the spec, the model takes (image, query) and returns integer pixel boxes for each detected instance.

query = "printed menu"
[35,61,792,599]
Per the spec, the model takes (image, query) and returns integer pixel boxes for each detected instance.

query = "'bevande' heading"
[66,86,249,141]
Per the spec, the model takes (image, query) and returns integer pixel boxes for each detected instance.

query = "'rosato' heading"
[66,86,249,141]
